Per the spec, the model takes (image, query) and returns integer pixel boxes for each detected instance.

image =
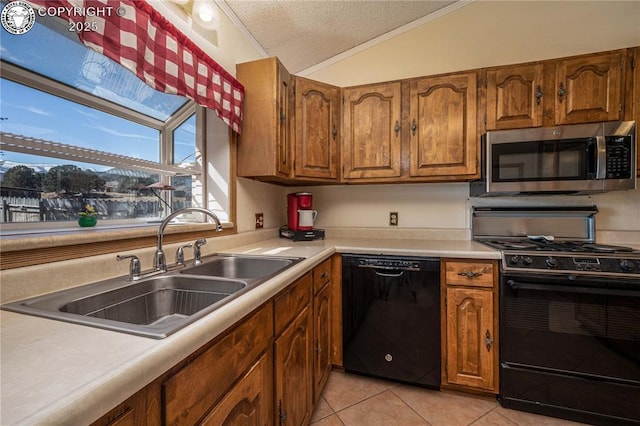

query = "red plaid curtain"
[28,0,244,133]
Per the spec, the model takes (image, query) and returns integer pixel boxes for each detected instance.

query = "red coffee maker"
[287,192,313,230]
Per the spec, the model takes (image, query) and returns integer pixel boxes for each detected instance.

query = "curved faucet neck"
[155,207,222,270]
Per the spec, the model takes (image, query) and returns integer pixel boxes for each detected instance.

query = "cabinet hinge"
[484,78,488,88]
[483,114,487,125]
[292,83,296,96]
[632,56,637,70]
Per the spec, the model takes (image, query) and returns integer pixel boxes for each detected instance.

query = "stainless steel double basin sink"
[2,254,303,338]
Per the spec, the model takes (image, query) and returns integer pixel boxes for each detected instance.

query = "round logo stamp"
[1,1,36,35]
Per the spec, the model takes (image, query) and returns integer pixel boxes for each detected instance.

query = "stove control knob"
[523,256,533,266]
[545,257,558,268]
[619,260,636,272]
[510,256,521,265]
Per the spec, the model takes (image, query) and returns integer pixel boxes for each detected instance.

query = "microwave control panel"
[605,136,632,179]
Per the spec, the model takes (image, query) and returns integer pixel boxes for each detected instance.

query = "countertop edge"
[1,238,499,425]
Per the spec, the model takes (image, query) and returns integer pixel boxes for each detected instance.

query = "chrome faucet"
[154,207,223,272]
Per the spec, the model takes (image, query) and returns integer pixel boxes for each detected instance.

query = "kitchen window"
[0,12,231,233]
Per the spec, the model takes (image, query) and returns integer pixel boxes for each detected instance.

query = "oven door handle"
[506,279,638,297]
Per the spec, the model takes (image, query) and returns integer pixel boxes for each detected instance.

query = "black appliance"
[473,206,640,425]
[342,254,441,389]
[470,121,636,196]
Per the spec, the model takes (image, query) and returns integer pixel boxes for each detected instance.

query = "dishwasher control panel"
[357,258,422,270]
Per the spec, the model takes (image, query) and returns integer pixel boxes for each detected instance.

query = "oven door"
[500,273,640,425]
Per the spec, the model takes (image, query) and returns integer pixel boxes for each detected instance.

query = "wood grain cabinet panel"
[275,305,313,426]
[485,64,544,130]
[293,77,340,180]
[342,82,402,179]
[200,351,273,426]
[445,287,495,391]
[236,57,292,179]
[313,274,332,403]
[554,51,624,125]
[409,72,478,177]
[441,259,498,395]
[163,304,273,426]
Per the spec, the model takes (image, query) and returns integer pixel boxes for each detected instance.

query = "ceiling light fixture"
[192,0,219,30]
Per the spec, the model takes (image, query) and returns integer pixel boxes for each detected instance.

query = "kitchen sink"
[181,253,303,281]
[1,254,304,339]
[2,275,249,339]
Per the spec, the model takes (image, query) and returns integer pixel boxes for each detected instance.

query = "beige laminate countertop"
[0,237,498,425]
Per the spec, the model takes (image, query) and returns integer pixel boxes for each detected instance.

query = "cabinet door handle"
[535,85,543,105]
[457,271,482,278]
[278,400,287,424]
[411,119,417,136]
[332,125,337,140]
[279,108,286,124]
[320,271,328,279]
[485,330,493,352]
[558,82,566,103]
[394,120,400,136]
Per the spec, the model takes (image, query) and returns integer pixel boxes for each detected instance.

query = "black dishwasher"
[342,254,441,389]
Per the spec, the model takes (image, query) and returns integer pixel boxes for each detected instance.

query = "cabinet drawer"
[313,258,332,294]
[445,261,495,288]
[274,273,312,336]
[163,303,273,426]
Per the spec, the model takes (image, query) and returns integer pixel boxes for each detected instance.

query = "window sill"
[0,222,236,270]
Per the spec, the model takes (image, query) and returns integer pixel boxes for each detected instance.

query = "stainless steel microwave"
[470,121,637,197]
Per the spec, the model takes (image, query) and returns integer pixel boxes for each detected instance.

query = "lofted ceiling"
[219,0,460,74]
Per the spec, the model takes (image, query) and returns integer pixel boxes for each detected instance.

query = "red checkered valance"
[28,0,244,133]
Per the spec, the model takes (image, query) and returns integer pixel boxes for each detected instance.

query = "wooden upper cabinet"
[293,77,340,180]
[485,64,544,130]
[632,48,640,177]
[236,57,292,179]
[409,72,478,177]
[554,51,624,125]
[342,82,402,179]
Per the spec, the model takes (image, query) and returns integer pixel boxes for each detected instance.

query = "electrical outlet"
[389,212,398,226]
[255,213,264,229]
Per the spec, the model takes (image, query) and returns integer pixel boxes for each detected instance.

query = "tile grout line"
[388,386,434,426]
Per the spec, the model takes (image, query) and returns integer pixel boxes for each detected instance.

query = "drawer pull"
[320,271,328,279]
[458,271,482,278]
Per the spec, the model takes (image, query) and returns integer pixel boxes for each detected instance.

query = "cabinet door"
[275,306,313,426]
[201,351,273,426]
[555,51,624,124]
[313,282,332,403]
[294,77,340,179]
[486,64,544,130]
[236,57,292,179]
[90,389,147,426]
[342,82,402,179]
[276,60,292,176]
[409,72,478,177]
[445,287,495,391]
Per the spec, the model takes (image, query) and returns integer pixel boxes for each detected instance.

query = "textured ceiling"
[222,1,458,73]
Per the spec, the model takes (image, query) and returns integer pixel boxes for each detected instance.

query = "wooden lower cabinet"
[90,388,147,426]
[92,256,337,426]
[274,272,314,426]
[163,304,274,426]
[441,259,499,394]
[312,259,332,403]
[201,350,273,426]
[275,305,313,425]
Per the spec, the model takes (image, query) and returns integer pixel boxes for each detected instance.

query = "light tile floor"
[311,371,586,426]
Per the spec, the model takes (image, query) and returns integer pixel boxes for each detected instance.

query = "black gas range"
[473,207,640,425]
[478,238,640,278]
